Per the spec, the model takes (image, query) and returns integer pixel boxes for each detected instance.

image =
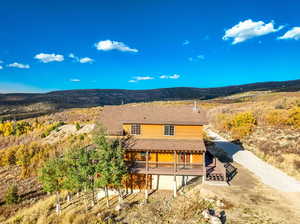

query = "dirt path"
[207,129,300,192]
[201,163,300,223]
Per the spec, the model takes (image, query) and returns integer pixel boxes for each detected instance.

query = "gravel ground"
[207,129,300,192]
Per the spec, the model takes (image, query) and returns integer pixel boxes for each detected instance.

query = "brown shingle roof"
[100,104,208,135]
[127,138,206,152]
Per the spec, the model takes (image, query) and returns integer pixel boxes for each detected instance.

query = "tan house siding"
[123,124,203,139]
[125,152,204,164]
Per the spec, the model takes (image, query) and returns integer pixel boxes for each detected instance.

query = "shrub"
[0,121,32,137]
[41,121,65,138]
[75,122,81,131]
[264,110,287,127]
[217,112,257,139]
[264,106,300,129]
[286,106,300,129]
[294,160,300,170]
[4,185,19,204]
[4,149,17,165]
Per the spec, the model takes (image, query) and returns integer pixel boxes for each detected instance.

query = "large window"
[164,125,175,136]
[131,124,141,135]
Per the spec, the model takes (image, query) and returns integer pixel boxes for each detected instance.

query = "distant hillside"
[0,79,299,120]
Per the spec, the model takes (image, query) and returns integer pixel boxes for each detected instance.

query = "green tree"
[38,157,66,214]
[94,132,127,207]
[75,122,81,131]
[65,147,96,210]
[4,185,19,204]
[110,139,128,202]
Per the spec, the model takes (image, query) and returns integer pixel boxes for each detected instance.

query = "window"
[131,124,141,135]
[164,125,175,136]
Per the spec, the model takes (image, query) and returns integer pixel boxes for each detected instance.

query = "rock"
[202,209,211,219]
[115,202,131,212]
[210,216,222,224]
[115,204,121,212]
[216,200,224,208]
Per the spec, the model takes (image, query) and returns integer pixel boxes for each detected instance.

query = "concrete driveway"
[207,129,300,192]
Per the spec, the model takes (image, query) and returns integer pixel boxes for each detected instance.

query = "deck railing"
[126,160,203,172]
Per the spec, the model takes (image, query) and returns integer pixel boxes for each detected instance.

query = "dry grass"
[208,92,300,180]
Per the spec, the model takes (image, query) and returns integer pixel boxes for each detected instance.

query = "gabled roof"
[100,104,208,135]
[127,138,206,152]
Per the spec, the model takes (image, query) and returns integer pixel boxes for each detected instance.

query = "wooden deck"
[127,161,225,177]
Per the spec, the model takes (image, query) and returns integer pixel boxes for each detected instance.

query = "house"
[100,103,226,198]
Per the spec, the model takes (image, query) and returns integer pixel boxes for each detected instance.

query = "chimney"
[193,101,197,112]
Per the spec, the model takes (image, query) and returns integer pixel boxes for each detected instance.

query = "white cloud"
[197,55,205,60]
[135,76,154,81]
[169,74,180,79]
[70,78,80,82]
[278,27,300,40]
[34,53,64,63]
[188,55,205,62]
[69,53,76,59]
[7,62,30,69]
[0,65,3,70]
[95,40,138,52]
[223,19,283,44]
[69,53,94,64]
[159,75,168,79]
[79,57,94,64]
[159,74,180,79]
[128,76,154,83]
[183,40,190,45]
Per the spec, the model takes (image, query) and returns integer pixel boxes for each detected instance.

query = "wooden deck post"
[145,151,149,202]
[173,151,177,197]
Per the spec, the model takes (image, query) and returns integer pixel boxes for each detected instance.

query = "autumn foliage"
[217,112,257,139]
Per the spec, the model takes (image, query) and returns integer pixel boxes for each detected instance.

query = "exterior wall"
[191,153,203,164]
[125,152,204,164]
[157,152,174,162]
[125,174,152,190]
[123,174,199,190]
[151,175,199,190]
[123,124,203,139]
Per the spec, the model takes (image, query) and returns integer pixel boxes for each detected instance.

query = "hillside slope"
[1,79,300,120]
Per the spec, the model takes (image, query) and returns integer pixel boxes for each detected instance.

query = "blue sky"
[0,0,300,93]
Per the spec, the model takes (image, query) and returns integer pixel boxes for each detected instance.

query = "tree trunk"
[118,188,123,203]
[55,191,61,215]
[67,192,71,203]
[105,186,110,208]
[84,187,88,212]
[91,186,96,207]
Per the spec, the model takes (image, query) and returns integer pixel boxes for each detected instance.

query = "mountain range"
[0,79,300,120]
